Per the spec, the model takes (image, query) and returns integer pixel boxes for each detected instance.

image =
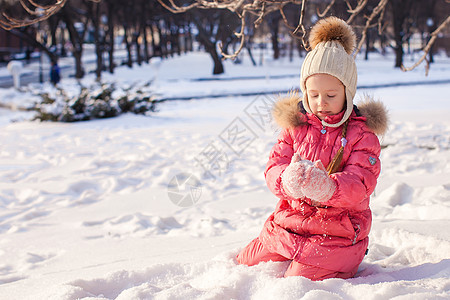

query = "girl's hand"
[281,156,335,203]
[300,164,336,203]
[281,158,313,199]
[281,161,308,199]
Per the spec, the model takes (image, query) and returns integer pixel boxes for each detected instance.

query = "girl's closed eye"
[327,94,336,98]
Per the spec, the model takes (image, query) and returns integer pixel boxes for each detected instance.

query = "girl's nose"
[317,96,327,107]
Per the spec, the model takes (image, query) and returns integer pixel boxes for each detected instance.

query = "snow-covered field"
[0,51,450,299]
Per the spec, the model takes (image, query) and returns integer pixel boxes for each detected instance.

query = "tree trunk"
[107,1,115,73]
[190,12,224,75]
[272,31,279,60]
[186,24,193,52]
[364,29,370,61]
[246,37,256,66]
[429,45,434,63]
[123,24,133,68]
[394,40,404,68]
[259,43,264,66]
[289,36,294,62]
[73,50,84,79]
[143,25,150,62]
[167,20,174,57]
[134,32,142,66]
[61,9,85,78]
[390,0,414,68]
[380,33,387,56]
[184,25,189,53]
[209,43,224,75]
[150,23,158,57]
[175,26,181,56]
[48,16,58,49]
[393,27,404,68]
[156,23,167,58]
[140,0,150,63]
[267,13,282,60]
[428,24,437,63]
[203,40,223,74]
[60,26,67,57]
[200,36,223,74]
[88,2,102,81]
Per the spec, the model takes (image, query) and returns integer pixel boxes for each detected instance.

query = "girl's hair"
[326,119,349,175]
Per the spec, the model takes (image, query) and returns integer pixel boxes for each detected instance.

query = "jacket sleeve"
[264,128,297,200]
[321,131,381,210]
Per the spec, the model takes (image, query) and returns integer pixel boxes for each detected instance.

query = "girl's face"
[305,74,346,120]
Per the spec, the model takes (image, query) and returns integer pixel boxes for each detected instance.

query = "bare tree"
[0,0,102,79]
[2,1,60,65]
[401,15,450,75]
[105,0,116,73]
[188,8,240,74]
[60,2,89,79]
[2,0,448,77]
[387,0,415,68]
[84,0,103,80]
[157,0,449,73]
[267,11,282,60]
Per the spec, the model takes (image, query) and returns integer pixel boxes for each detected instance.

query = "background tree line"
[0,0,449,78]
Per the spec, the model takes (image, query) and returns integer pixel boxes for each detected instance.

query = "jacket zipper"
[312,125,326,161]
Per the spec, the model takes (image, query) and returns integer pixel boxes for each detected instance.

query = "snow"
[0,50,450,299]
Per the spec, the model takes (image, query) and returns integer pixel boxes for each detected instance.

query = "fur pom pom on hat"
[309,17,356,54]
[300,16,358,128]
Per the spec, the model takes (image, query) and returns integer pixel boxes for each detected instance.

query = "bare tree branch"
[121,0,450,75]
[220,9,247,59]
[345,0,353,11]
[0,0,99,30]
[156,0,200,14]
[292,0,309,50]
[377,5,386,34]
[157,0,248,13]
[346,0,368,24]
[0,0,67,30]
[317,0,335,18]
[279,5,296,30]
[401,15,450,75]
[254,1,267,27]
[19,0,39,15]
[353,0,388,57]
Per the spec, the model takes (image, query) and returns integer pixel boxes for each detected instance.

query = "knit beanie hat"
[300,17,357,128]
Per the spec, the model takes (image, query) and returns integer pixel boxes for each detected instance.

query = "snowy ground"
[0,51,450,299]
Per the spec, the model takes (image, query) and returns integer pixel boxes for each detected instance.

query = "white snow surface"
[0,51,450,299]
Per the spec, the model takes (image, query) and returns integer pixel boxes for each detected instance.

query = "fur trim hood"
[272,92,389,135]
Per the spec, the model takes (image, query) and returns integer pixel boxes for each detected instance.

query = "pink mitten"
[281,158,313,199]
[291,153,301,164]
[300,163,336,203]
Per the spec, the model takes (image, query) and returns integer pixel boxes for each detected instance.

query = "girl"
[237,17,388,280]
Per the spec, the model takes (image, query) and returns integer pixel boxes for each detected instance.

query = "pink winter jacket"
[259,94,388,275]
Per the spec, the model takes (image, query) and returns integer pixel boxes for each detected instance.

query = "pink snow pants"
[236,238,356,281]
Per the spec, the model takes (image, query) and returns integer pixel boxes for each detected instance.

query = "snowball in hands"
[281,158,336,202]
